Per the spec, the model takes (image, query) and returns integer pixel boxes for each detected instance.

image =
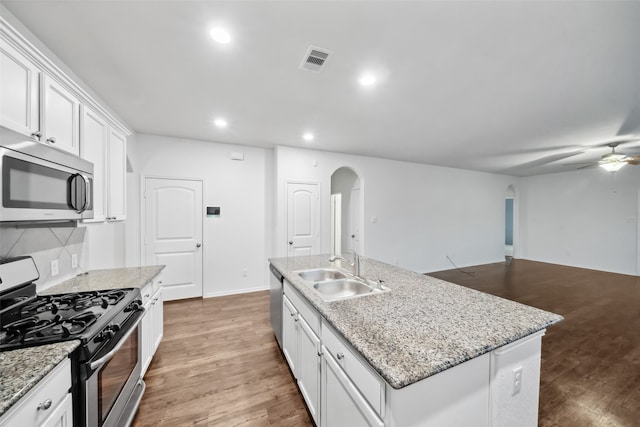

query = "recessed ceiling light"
[210,28,231,44]
[303,132,314,142]
[359,74,376,86]
[214,118,228,128]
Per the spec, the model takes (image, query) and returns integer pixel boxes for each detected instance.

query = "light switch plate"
[71,253,78,268]
[51,259,59,276]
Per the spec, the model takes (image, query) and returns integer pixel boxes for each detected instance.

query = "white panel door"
[145,178,203,300]
[349,188,363,253]
[0,40,40,136]
[40,74,80,155]
[287,182,319,257]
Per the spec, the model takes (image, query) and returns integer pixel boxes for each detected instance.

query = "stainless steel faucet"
[329,250,361,277]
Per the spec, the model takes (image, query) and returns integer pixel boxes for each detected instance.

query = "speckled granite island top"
[269,255,563,389]
[0,341,79,417]
[41,265,165,295]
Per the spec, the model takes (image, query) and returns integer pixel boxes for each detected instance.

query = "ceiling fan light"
[598,161,626,172]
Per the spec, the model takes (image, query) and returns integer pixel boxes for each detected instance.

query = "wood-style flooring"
[430,259,640,427]
[133,259,639,427]
[131,291,313,427]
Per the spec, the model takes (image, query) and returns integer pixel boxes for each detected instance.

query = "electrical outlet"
[71,253,78,268]
[512,367,523,395]
[51,259,59,277]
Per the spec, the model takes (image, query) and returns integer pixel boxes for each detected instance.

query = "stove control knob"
[125,300,142,312]
[110,324,121,333]
[104,329,115,340]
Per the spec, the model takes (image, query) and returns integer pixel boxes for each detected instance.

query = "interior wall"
[519,166,640,275]
[126,133,271,297]
[276,146,517,273]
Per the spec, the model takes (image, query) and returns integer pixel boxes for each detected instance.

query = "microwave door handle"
[89,310,145,371]
[69,174,81,213]
[80,174,91,213]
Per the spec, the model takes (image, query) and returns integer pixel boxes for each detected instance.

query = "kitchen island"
[270,255,563,427]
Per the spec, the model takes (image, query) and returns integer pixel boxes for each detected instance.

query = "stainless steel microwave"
[0,127,94,222]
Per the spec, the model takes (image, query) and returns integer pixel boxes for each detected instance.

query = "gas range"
[0,287,141,357]
[0,256,146,427]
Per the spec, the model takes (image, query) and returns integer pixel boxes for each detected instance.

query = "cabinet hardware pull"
[37,399,52,410]
[288,241,293,245]
[31,131,43,140]
[290,312,296,317]
[336,352,344,360]
[46,137,56,144]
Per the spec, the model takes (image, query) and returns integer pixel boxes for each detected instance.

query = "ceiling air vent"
[300,46,333,73]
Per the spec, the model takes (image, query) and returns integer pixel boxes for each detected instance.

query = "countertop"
[0,341,80,417]
[270,255,563,389]
[41,265,165,295]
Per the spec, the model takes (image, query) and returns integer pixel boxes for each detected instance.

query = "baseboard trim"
[204,285,269,298]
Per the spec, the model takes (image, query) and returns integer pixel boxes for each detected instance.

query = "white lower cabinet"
[282,296,299,377]
[141,276,164,377]
[283,283,382,427]
[0,358,72,427]
[297,316,321,425]
[322,348,384,427]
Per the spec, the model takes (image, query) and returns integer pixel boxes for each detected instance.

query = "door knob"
[288,241,293,245]
[351,234,355,238]
[196,243,202,247]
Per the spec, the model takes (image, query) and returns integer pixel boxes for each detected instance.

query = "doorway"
[143,177,203,300]
[330,167,362,256]
[505,186,515,259]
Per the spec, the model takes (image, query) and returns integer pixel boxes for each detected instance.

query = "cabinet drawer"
[321,321,385,417]
[0,358,71,427]
[284,281,320,335]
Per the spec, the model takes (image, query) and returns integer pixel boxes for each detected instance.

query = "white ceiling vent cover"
[300,46,333,72]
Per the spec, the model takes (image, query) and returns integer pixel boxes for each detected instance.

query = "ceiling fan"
[562,138,640,172]
[593,142,640,172]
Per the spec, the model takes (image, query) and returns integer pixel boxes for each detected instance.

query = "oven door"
[0,146,94,222]
[85,311,145,427]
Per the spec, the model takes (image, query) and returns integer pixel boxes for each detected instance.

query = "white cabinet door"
[297,316,321,425]
[107,127,126,221]
[40,394,73,427]
[0,40,40,136]
[40,74,80,155]
[282,296,298,378]
[321,347,384,427]
[151,286,164,353]
[80,106,107,221]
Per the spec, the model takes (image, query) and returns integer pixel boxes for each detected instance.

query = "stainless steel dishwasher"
[269,264,284,349]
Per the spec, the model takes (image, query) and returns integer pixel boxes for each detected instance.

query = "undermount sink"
[298,268,347,282]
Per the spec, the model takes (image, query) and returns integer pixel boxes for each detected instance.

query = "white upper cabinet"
[40,74,80,155]
[80,107,128,222]
[0,40,40,136]
[107,127,127,221]
[80,106,108,221]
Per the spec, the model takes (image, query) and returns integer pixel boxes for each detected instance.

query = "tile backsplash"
[0,225,87,290]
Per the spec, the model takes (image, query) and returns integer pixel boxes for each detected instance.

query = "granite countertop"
[0,341,80,417]
[41,265,165,295]
[269,255,563,389]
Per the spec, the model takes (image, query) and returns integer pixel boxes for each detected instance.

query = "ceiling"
[3,0,640,176]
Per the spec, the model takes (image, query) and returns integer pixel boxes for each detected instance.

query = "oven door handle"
[89,309,145,371]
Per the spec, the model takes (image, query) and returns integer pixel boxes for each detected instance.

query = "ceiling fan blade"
[563,161,596,166]
[626,160,640,165]
[577,164,598,170]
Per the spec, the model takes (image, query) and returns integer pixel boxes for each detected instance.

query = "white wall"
[276,146,517,273]
[519,166,640,275]
[126,133,271,297]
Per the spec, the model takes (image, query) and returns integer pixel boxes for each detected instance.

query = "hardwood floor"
[131,291,313,427]
[133,260,639,427]
[429,259,640,427]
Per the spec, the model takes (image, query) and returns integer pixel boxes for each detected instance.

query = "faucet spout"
[329,250,361,277]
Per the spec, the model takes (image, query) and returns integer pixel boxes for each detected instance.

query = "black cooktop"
[0,288,137,351]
